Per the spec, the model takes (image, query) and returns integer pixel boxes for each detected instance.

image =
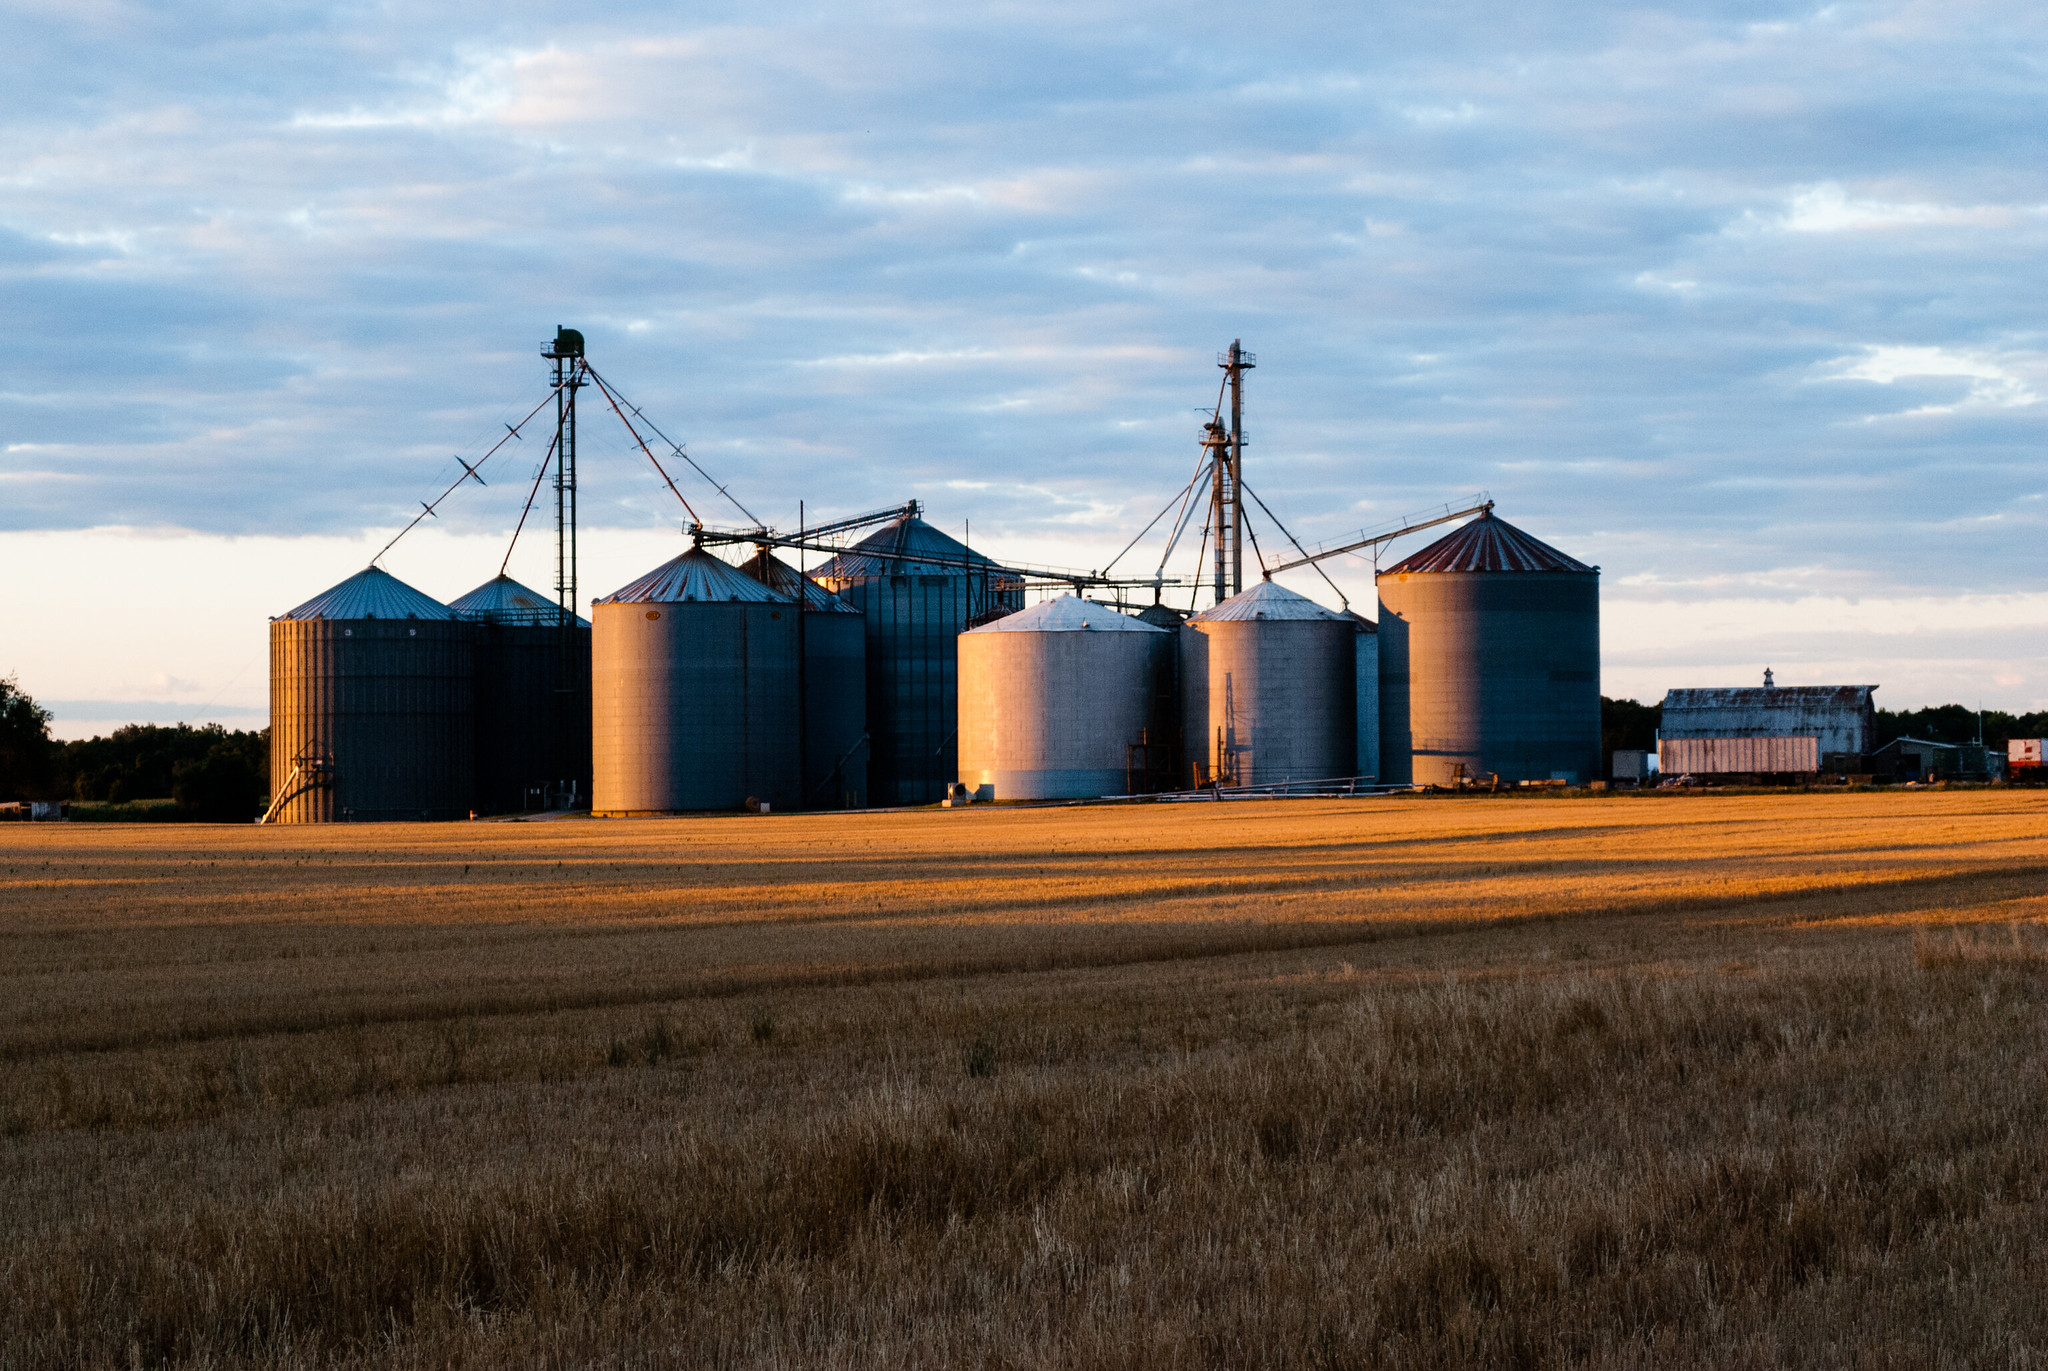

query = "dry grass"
[3,791,2046,1368]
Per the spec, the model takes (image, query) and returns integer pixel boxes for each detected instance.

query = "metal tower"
[543,325,585,806]
[1209,339,1254,604]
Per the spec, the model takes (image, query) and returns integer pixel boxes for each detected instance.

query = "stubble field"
[3,791,2046,1369]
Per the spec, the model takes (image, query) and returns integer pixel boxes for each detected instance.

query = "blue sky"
[4,0,2045,736]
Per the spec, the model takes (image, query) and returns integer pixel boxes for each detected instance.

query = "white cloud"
[1778,182,2026,233]
[1813,344,2042,415]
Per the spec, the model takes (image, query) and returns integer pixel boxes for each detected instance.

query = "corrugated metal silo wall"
[1355,629,1380,781]
[1377,570,1600,786]
[834,574,1021,805]
[591,602,800,813]
[268,619,476,822]
[1179,626,1209,785]
[957,629,1158,800]
[801,610,867,808]
[472,624,592,813]
[1193,620,1356,786]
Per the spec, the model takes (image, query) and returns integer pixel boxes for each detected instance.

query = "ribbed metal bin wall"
[1184,581,1356,786]
[738,550,868,809]
[452,575,591,814]
[1351,613,1380,782]
[1376,512,1601,786]
[957,595,1170,800]
[591,549,801,814]
[814,515,1022,806]
[268,621,475,823]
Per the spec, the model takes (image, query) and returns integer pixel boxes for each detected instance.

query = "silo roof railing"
[1381,512,1593,576]
[275,566,455,621]
[595,547,794,605]
[1191,579,1347,623]
[450,573,590,626]
[965,594,1166,634]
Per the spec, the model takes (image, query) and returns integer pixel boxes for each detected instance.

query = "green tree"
[0,676,58,801]
[1601,696,1662,777]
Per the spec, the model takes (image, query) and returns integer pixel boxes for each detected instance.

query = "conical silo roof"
[1190,579,1346,623]
[811,513,1014,580]
[449,574,590,627]
[1381,511,1591,575]
[594,547,793,605]
[1135,602,1187,629]
[276,566,454,621]
[737,549,861,614]
[965,593,1165,634]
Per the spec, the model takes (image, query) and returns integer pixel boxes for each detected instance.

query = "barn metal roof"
[276,566,454,621]
[595,547,793,605]
[1662,685,1877,714]
[736,549,861,614]
[1191,579,1347,623]
[965,593,1165,634]
[449,574,589,627]
[1380,511,1593,576]
[811,514,1018,581]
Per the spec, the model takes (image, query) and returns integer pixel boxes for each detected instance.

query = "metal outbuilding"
[738,549,869,809]
[450,574,591,813]
[812,511,1024,805]
[591,547,801,814]
[1376,511,1601,786]
[1658,676,1876,776]
[1184,580,1356,787]
[957,594,1172,800]
[267,566,475,822]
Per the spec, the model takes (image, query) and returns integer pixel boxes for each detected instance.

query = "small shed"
[1869,737,1990,782]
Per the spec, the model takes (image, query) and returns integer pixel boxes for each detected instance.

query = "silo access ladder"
[257,744,335,824]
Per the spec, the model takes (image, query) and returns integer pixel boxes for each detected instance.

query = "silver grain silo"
[957,594,1171,800]
[267,567,474,822]
[450,574,591,814]
[1184,580,1356,787]
[1376,511,1600,786]
[812,510,1023,805]
[1347,612,1380,782]
[591,547,801,814]
[738,549,868,809]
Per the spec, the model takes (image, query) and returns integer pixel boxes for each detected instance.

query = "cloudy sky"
[4,0,2044,736]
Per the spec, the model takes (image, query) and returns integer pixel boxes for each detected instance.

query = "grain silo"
[957,595,1171,800]
[738,549,869,809]
[1347,611,1380,782]
[591,546,801,814]
[1376,511,1600,786]
[1183,580,1356,787]
[812,509,1024,805]
[267,567,474,822]
[449,574,591,814]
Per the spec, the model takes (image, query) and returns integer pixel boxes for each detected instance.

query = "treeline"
[0,678,268,820]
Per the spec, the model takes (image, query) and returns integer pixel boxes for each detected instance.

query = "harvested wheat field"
[4,790,2047,1369]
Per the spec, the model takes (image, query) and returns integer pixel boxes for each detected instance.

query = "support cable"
[499,431,561,577]
[1156,455,1211,578]
[1243,479,1350,611]
[583,365,756,525]
[584,369,701,523]
[371,390,556,565]
[1099,454,1211,579]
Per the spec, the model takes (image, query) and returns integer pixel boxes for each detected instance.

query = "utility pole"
[543,326,585,805]
[1208,340,1255,604]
